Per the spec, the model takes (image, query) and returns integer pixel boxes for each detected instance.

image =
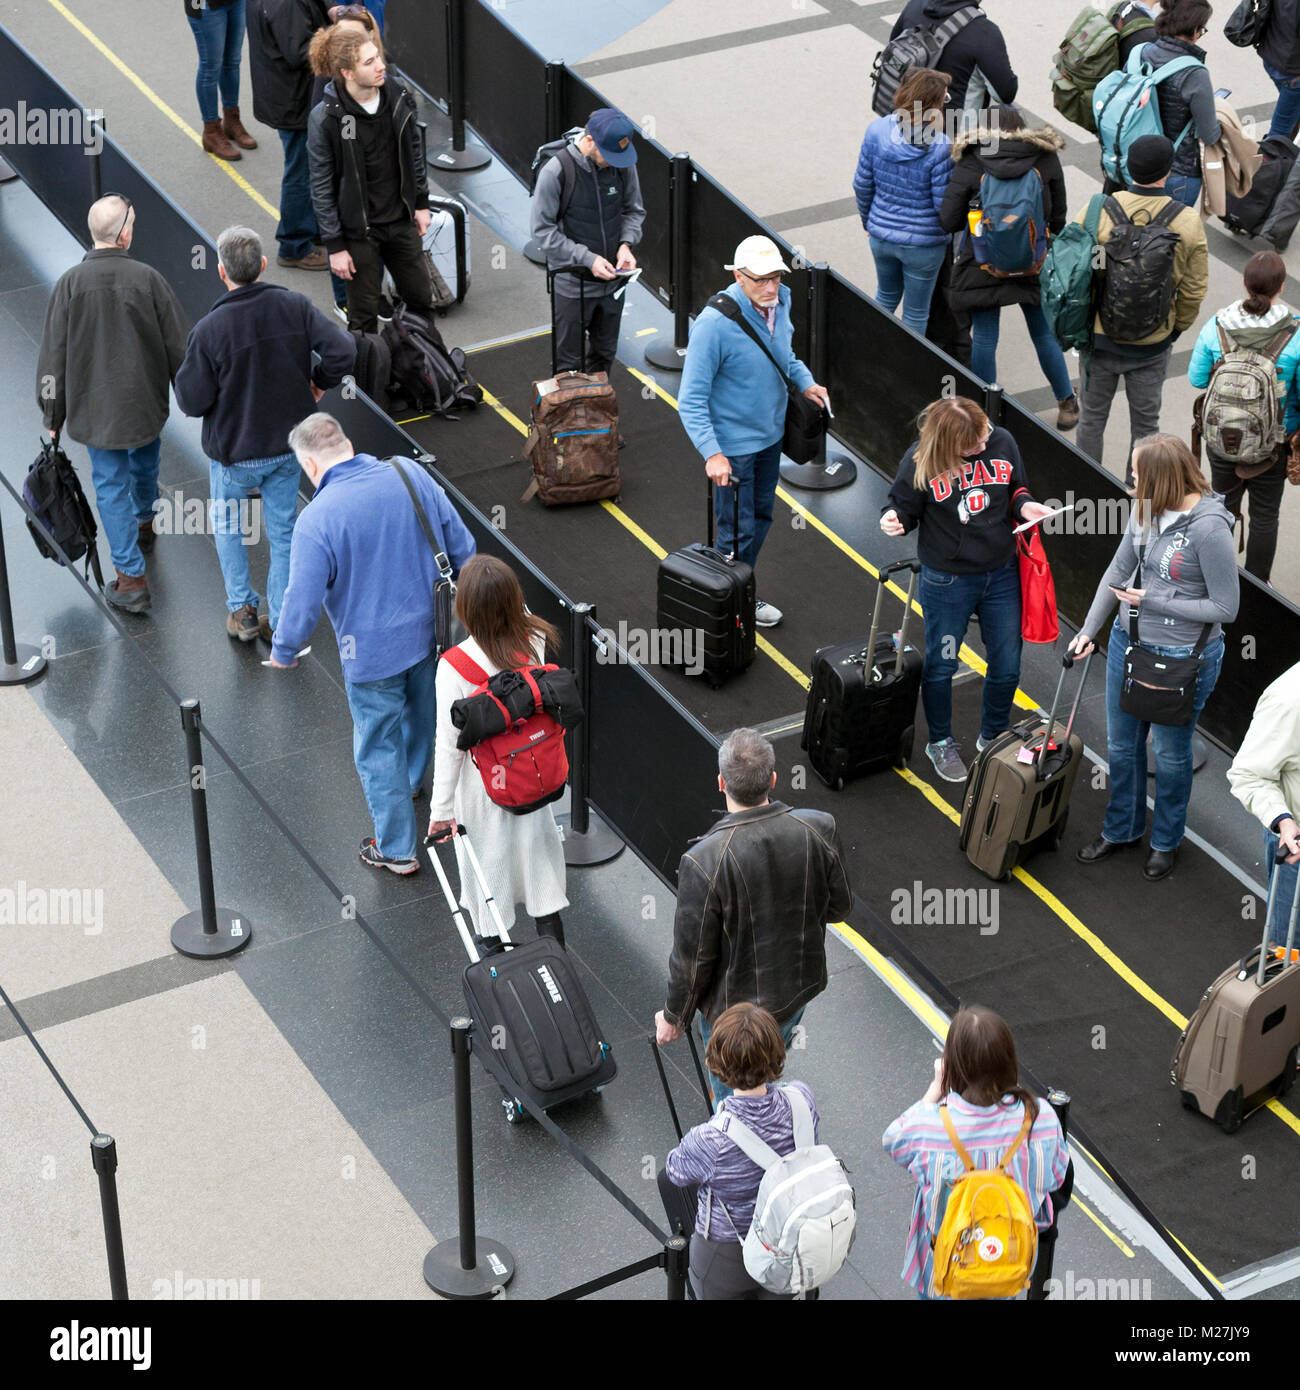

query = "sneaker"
[226,604,259,643]
[754,599,783,628]
[106,573,151,614]
[925,737,968,783]
[377,294,395,322]
[332,302,348,325]
[277,248,328,271]
[359,838,420,875]
[975,733,1001,754]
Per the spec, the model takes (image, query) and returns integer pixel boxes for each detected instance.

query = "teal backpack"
[970,169,1049,278]
[1041,194,1104,351]
[1093,47,1200,186]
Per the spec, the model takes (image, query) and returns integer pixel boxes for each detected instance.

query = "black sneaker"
[359,837,419,875]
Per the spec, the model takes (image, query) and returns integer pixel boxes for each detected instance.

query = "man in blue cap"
[530,107,646,373]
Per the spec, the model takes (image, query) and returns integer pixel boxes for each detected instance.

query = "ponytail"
[1242,250,1286,317]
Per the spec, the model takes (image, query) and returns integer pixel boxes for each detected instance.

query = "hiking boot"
[754,599,783,628]
[1055,394,1080,431]
[359,837,420,875]
[201,119,241,161]
[226,604,259,642]
[277,247,328,271]
[221,106,257,150]
[925,737,968,783]
[137,518,156,554]
[106,570,150,614]
[257,613,273,642]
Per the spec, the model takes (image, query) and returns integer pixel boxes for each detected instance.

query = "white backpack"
[706,1085,856,1296]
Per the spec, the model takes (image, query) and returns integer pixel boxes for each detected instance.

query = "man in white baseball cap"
[678,236,829,627]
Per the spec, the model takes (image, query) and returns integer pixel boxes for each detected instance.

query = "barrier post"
[1028,1088,1072,1301]
[781,261,857,492]
[662,1234,689,1300]
[523,62,568,265]
[87,113,104,202]
[90,1135,129,1300]
[644,153,691,372]
[169,699,253,958]
[984,381,1004,424]
[426,0,491,172]
[559,601,624,866]
[424,1017,516,1298]
[0,503,48,685]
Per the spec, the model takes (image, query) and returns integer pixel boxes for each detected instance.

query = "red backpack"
[442,648,570,815]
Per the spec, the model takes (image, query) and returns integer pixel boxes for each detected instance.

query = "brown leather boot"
[202,119,241,161]
[107,569,151,614]
[222,106,257,150]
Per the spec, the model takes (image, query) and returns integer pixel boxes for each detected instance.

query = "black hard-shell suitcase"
[426,829,616,1123]
[649,1032,714,1243]
[802,558,922,789]
[656,485,756,688]
[1223,135,1300,238]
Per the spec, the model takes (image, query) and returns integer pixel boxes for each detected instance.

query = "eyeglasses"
[102,193,133,245]
[334,4,375,24]
[739,269,784,286]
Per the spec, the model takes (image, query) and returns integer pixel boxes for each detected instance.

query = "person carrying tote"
[1069,434,1239,882]
[1187,250,1300,585]
[881,396,1054,784]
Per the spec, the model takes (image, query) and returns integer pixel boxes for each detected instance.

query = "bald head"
[88,196,133,249]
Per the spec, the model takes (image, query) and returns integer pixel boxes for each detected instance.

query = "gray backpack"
[706,1085,856,1296]
[1202,322,1298,469]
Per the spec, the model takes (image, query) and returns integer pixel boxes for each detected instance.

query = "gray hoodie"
[1081,494,1239,648]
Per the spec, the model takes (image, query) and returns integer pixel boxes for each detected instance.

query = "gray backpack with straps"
[1201,321,1299,467]
[871,5,981,116]
[706,1085,857,1296]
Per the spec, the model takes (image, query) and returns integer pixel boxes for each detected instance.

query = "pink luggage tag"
[1017,737,1057,764]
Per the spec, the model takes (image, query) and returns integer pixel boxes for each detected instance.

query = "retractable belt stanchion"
[169,699,253,958]
[0,500,47,685]
[662,1235,689,1299]
[558,600,624,866]
[424,1017,516,1298]
[1028,1088,1073,1300]
[780,262,857,492]
[644,153,691,373]
[91,1135,129,1300]
[425,0,491,172]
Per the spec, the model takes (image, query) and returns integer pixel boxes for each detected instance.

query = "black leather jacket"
[663,801,852,1029]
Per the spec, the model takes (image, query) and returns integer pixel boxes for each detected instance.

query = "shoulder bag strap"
[938,1101,975,1174]
[997,1108,1036,1173]
[777,1083,816,1150]
[1128,533,1147,646]
[707,292,795,395]
[386,457,452,580]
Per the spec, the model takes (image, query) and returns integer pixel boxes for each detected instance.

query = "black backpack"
[22,435,104,587]
[529,131,626,223]
[348,330,392,403]
[382,306,483,417]
[1097,196,1181,343]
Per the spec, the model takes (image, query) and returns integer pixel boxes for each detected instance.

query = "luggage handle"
[1254,858,1300,986]
[548,266,588,376]
[424,836,483,962]
[648,1035,685,1142]
[867,558,921,679]
[1030,651,1092,782]
[424,826,514,952]
[706,478,742,563]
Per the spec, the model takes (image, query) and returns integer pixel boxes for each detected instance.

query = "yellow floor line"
[600,500,667,560]
[1069,1194,1136,1259]
[829,921,950,1039]
[1169,1233,1226,1291]
[465,326,551,353]
[635,326,658,337]
[48,0,281,221]
[394,414,430,426]
[478,386,532,439]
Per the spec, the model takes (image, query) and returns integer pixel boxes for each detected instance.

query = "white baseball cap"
[725,235,790,276]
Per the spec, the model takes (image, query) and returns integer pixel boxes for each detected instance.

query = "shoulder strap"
[1128,533,1147,641]
[442,646,489,684]
[938,1102,975,1173]
[555,146,579,223]
[932,5,981,43]
[708,1109,784,1170]
[1152,198,1183,229]
[777,1083,816,1150]
[1262,322,1300,363]
[1104,195,1130,228]
[1084,192,1104,244]
[386,457,450,572]
[997,1108,1035,1173]
[707,292,794,392]
[1215,321,1236,357]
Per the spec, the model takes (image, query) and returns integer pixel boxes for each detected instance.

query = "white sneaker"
[754,599,783,628]
[332,303,348,325]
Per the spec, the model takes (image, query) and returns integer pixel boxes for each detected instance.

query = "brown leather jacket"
[663,801,853,1029]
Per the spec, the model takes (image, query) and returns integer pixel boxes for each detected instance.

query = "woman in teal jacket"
[1188,250,1300,584]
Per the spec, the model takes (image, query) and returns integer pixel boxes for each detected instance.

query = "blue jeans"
[208,453,299,627]
[970,303,1074,401]
[919,559,1022,745]
[1264,60,1300,140]
[869,237,948,337]
[344,651,436,861]
[87,440,162,578]
[697,1007,806,1108]
[277,128,318,260]
[713,438,783,570]
[1263,829,1300,951]
[1101,621,1224,852]
[1163,172,1201,209]
[187,0,245,124]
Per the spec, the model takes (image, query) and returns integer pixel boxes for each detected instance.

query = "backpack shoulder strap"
[1084,192,1105,243]
[555,146,579,222]
[933,4,981,43]
[708,1109,783,1170]
[777,1083,816,1149]
[1263,321,1300,362]
[1152,198,1183,229]
[442,646,489,685]
[1104,195,1130,228]
[1216,321,1236,357]
[997,1107,1036,1173]
[938,1101,975,1173]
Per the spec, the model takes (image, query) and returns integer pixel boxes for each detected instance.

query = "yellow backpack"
[929,1102,1038,1300]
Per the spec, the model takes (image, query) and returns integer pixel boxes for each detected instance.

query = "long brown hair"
[309,23,382,80]
[454,555,560,670]
[941,1005,1038,1122]
[1131,432,1209,527]
[912,397,991,487]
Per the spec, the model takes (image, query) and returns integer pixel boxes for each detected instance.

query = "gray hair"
[718,728,775,807]
[87,195,131,246]
[288,413,350,461]
[217,226,264,286]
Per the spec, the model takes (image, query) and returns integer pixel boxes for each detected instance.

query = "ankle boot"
[1055,394,1080,431]
[535,913,566,948]
[222,106,257,149]
[202,119,241,161]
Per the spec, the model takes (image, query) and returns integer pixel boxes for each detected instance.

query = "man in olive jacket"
[654,727,853,1104]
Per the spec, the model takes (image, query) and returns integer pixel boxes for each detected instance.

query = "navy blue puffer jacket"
[853,113,952,247]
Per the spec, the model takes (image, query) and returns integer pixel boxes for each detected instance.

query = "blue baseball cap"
[586,108,638,167]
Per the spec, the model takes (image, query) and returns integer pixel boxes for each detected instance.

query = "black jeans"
[344,218,433,333]
[553,287,624,373]
[1209,444,1289,584]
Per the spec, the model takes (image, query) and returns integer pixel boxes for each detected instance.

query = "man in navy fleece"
[270,413,475,875]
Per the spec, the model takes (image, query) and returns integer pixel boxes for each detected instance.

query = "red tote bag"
[1017,528,1059,644]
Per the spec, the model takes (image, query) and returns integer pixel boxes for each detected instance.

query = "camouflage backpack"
[1201,322,1298,471]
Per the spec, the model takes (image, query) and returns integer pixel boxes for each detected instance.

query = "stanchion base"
[780,455,858,491]
[523,236,547,266]
[427,139,491,172]
[557,810,626,867]
[424,1239,515,1299]
[0,155,17,182]
[0,643,48,685]
[170,907,253,958]
[643,340,687,373]
[1147,735,1207,777]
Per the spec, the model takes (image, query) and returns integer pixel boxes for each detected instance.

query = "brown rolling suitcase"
[959,653,1090,882]
[1171,867,1300,1133]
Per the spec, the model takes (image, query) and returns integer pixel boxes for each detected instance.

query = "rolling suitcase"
[801,558,922,789]
[656,484,756,688]
[1223,135,1299,238]
[1172,866,1300,1133]
[424,195,470,308]
[426,829,617,1123]
[959,653,1091,882]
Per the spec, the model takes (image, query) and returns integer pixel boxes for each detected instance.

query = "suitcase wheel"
[1277,1046,1299,1100]
[894,725,914,770]
[1214,1086,1244,1135]
[502,1097,526,1124]
[1179,1090,1199,1113]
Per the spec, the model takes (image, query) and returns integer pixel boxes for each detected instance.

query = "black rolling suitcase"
[1223,135,1300,238]
[426,829,616,1123]
[802,559,922,789]
[649,1031,714,1247]
[656,484,756,688]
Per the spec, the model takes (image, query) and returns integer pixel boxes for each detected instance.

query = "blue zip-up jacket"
[853,113,951,246]
[1188,302,1300,435]
[678,281,815,460]
[271,453,476,682]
